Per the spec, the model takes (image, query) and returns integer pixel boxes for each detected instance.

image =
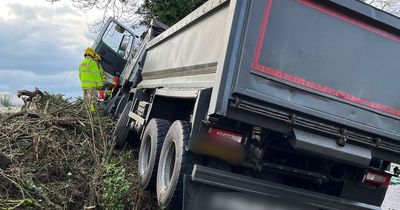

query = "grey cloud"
[0,2,95,98]
[0,3,93,74]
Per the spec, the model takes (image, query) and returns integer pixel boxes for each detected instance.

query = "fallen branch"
[2,110,26,122]
[0,198,39,209]
[50,100,83,115]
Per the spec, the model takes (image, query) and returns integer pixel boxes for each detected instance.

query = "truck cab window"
[102,22,133,60]
[95,20,135,76]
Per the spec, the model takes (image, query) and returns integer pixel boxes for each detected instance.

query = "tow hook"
[337,129,347,146]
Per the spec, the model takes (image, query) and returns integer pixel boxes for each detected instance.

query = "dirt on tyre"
[156,120,192,209]
[138,118,170,191]
[113,101,134,148]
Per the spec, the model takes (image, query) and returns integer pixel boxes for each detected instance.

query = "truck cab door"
[92,17,135,77]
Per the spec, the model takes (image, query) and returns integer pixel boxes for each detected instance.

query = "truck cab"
[93,18,169,117]
[93,18,136,80]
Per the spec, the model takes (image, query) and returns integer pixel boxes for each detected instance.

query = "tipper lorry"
[94,0,400,209]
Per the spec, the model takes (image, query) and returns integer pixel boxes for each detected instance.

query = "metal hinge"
[336,128,348,147]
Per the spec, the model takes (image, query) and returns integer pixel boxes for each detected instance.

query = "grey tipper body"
[96,0,400,209]
[140,0,400,164]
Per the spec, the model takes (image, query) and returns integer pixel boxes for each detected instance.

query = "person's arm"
[90,60,103,88]
[99,64,107,83]
[78,62,83,82]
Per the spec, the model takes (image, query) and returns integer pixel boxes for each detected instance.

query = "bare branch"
[362,0,400,16]
[46,0,144,33]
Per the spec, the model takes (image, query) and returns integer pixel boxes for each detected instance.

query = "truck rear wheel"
[156,120,191,209]
[113,101,137,148]
[138,118,170,190]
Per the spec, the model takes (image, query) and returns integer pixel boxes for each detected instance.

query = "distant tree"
[0,96,12,108]
[47,0,142,30]
[136,0,208,27]
[46,0,207,30]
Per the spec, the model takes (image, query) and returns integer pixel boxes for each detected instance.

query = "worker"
[79,47,103,112]
[94,53,107,84]
[94,53,107,101]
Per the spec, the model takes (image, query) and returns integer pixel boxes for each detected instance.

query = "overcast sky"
[0,0,105,100]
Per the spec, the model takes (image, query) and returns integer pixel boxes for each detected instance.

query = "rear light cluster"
[363,171,392,187]
[209,128,243,143]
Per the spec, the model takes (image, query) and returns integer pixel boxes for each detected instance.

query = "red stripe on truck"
[251,0,400,116]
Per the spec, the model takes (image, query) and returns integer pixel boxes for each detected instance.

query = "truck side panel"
[232,0,400,144]
[140,1,230,88]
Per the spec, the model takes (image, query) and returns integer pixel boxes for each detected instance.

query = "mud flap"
[291,129,372,166]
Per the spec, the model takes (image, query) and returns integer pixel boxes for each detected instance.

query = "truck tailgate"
[230,0,400,159]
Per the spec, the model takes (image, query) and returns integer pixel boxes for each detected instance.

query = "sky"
[0,0,106,102]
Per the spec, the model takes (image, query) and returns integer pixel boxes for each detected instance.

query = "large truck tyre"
[113,101,134,148]
[105,95,121,116]
[103,95,117,115]
[156,121,191,209]
[138,119,171,191]
[114,94,128,118]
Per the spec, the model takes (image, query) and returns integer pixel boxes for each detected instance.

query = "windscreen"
[95,21,134,76]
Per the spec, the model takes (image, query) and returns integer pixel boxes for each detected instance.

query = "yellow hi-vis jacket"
[79,57,103,89]
[98,63,107,84]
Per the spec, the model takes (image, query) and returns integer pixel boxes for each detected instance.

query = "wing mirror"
[118,35,130,52]
[115,24,125,34]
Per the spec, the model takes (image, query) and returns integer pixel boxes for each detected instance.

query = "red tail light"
[209,128,242,143]
[363,171,391,187]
